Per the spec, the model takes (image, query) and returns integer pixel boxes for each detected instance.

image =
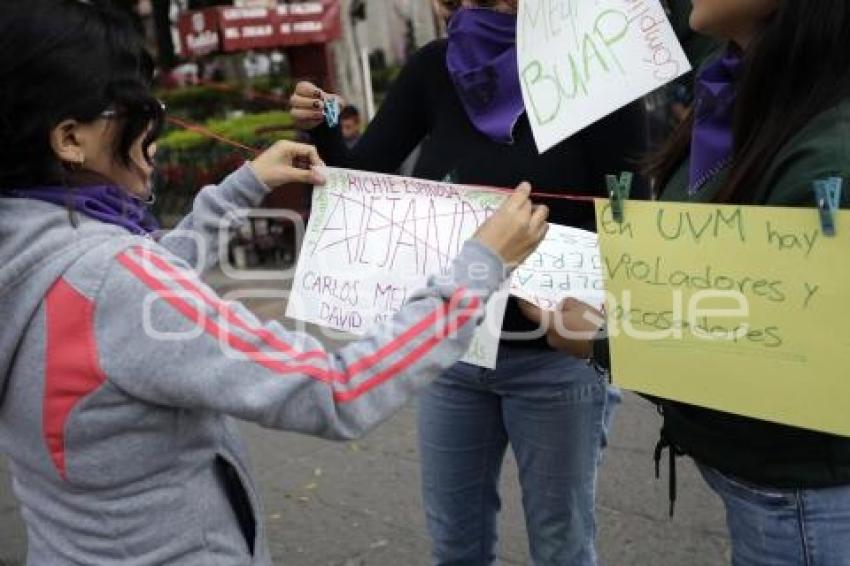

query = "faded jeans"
[418,348,619,566]
[699,464,850,566]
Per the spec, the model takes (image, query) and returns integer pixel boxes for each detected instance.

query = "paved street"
[0,269,730,565]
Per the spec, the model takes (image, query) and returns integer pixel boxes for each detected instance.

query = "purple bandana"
[446,8,523,145]
[7,185,158,235]
[688,47,744,194]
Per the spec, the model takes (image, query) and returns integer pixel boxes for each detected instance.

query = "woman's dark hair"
[646,1,850,203]
[0,0,164,189]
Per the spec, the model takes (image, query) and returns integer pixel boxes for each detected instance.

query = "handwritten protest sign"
[286,168,509,368]
[510,224,605,310]
[595,199,850,436]
[518,0,690,152]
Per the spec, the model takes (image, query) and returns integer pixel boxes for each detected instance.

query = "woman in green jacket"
[527,0,850,563]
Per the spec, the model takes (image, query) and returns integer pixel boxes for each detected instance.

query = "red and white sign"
[234,0,277,7]
[178,1,342,57]
[179,10,220,57]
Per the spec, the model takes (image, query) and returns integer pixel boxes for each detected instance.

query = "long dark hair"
[646,1,850,203]
[0,0,164,189]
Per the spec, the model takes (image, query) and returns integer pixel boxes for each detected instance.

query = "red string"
[164,115,598,203]
[166,115,262,156]
[465,184,596,203]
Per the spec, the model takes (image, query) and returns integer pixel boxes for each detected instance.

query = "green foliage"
[153,111,296,225]
[158,85,242,121]
[249,75,294,97]
[159,111,296,152]
[158,77,293,121]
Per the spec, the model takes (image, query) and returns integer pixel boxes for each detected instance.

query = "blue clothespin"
[322,97,340,128]
[813,177,842,237]
[606,172,633,224]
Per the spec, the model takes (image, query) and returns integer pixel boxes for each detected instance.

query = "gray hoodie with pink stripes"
[0,164,506,565]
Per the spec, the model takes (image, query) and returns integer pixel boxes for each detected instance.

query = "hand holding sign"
[287,169,591,367]
[474,183,550,267]
[287,168,518,367]
[290,81,345,130]
[250,140,326,188]
[518,297,604,358]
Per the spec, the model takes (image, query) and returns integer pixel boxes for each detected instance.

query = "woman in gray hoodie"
[0,1,548,564]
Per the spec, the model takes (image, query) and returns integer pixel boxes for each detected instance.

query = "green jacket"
[658,98,850,488]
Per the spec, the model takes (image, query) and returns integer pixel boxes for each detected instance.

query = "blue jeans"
[699,464,850,566]
[417,348,619,566]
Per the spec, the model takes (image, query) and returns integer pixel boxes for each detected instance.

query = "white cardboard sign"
[510,223,605,310]
[287,168,607,367]
[518,0,691,152]
[286,168,509,368]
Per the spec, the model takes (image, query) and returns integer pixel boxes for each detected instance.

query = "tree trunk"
[152,0,178,70]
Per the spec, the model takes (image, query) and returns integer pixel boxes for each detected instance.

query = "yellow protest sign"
[595,199,850,437]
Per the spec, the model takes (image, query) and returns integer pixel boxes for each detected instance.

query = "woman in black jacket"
[290,1,647,563]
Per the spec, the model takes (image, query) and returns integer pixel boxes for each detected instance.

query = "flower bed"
[153,110,297,226]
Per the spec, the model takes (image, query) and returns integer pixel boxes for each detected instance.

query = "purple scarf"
[7,185,158,235]
[688,48,745,194]
[446,8,523,145]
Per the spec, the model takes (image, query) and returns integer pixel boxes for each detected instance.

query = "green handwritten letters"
[596,199,850,436]
[518,0,690,152]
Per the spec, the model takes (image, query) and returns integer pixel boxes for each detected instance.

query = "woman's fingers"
[309,166,327,185]
[290,92,322,108]
[283,141,324,167]
[294,81,323,99]
[279,166,315,185]
[533,219,550,242]
[281,165,325,185]
[560,298,606,328]
[473,183,548,266]
[550,299,605,338]
[251,141,326,188]
[517,299,547,325]
[530,204,549,239]
[530,204,548,229]
[290,97,324,113]
[290,81,328,130]
[504,182,532,211]
[283,142,326,185]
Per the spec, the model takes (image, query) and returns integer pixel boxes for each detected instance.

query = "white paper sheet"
[518,0,691,152]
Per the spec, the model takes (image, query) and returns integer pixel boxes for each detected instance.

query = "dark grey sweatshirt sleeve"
[92,238,507,441]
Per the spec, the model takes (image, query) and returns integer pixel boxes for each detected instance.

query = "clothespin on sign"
[323,97,341,128]
[606,172,633,224]
[813,177,842,237]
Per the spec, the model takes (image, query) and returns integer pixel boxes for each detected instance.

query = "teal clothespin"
[606,172,633,224]
[323,97,340,128]
[813,177,842,237]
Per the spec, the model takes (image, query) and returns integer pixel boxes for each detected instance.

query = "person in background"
[527,1,850,564]
[0,2,549,564]
[340,104,363,148]
[290,0,648,563]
